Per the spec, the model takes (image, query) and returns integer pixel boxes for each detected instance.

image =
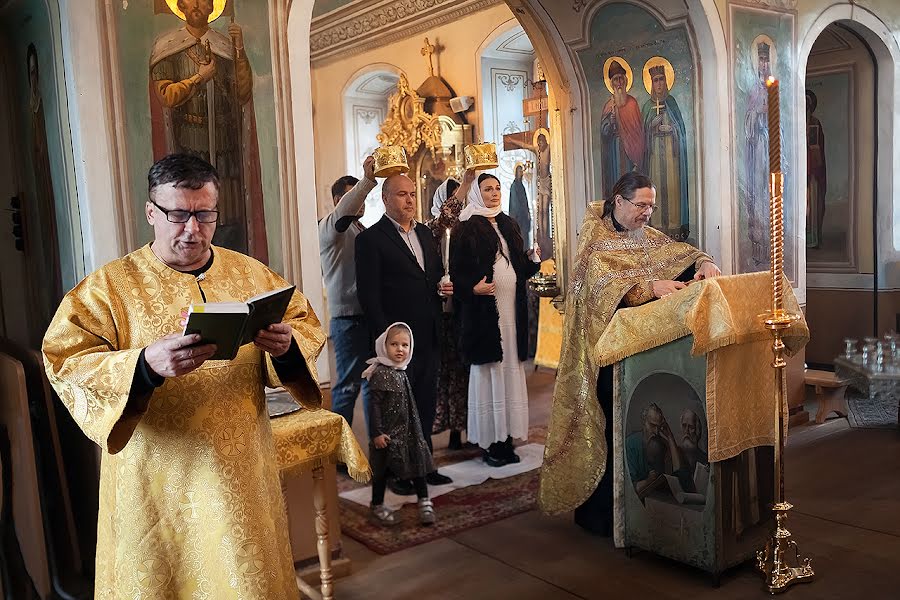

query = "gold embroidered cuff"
[623,280,655,306]
[694,256,713,270]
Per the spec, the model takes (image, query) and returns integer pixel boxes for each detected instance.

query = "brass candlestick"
[755,78,814,594]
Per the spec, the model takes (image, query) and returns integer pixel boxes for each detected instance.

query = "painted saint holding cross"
[640,56,690,242]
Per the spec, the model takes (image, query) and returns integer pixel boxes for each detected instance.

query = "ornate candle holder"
[755,78,814,595]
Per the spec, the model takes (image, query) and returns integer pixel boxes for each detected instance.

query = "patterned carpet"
[338,425,546,555]
[847,389,899,429]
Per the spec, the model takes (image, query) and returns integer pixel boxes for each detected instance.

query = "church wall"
[515,0,733,277]
[804,25,880,363]
[575,2,700,245]
[0,0,80,288]
[0,0,80,347]
[310,2,516,217]
[793,0,900,295]
[113,0,286,274]
[728,4,800,283]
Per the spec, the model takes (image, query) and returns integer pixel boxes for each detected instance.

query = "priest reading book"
[184,285,296,360]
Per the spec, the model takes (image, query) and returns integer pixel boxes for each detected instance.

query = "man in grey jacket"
[319,156,376,428]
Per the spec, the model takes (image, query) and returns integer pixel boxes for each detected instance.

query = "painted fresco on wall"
[24,43,63,323]
[119,0,282,270]
[2,0,79,342]
[805,71,853,268]
[731,6,797,281]
[577,3,698,243]
[625,374,709,510]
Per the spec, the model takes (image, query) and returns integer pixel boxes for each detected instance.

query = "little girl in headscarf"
[362,322,437,526]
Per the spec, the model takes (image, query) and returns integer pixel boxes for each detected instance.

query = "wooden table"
[269,406,371,600]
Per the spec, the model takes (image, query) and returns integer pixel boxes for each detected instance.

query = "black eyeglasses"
[621,196,656,213]
[150,199,219,224]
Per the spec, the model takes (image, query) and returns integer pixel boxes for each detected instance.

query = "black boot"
[448,430,462,450]
[483,443,509,467]
[503,437,521,464]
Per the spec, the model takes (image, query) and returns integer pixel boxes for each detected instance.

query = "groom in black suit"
[355,174,454,487]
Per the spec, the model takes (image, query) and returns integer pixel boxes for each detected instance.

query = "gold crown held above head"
[463,143,499,171]
[372,146,410,178]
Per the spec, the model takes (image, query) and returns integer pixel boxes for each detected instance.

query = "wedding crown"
[372,146,409,178]
[463,143,499,171]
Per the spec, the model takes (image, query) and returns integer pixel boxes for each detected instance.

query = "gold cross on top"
[421,37,435,77]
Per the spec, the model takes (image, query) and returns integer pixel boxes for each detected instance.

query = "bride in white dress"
[449,171,540,466]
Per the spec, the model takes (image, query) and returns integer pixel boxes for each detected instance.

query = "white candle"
[443,228,450,276]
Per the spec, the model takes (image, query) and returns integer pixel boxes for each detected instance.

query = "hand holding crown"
[463,143,499,171]
[372,146,409,178]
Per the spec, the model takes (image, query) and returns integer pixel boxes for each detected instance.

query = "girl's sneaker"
[418,498,436,526]
[370,504,400,527]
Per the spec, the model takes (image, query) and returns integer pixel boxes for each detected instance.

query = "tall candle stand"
[755,77,814,594]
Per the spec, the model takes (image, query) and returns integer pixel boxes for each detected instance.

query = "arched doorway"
[341,65,400,226]
[475,20,553,257]
[799,6,900,366]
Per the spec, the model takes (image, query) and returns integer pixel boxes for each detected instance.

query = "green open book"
[183,285,295,360]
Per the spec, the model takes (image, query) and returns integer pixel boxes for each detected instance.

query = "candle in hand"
[443,228,450,276]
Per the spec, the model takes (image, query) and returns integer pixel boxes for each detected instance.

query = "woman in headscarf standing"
[426,176,469,449]
[450,172,540,466]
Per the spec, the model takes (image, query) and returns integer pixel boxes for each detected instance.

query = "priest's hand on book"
[253,323,293,357]
[145,333,218,378]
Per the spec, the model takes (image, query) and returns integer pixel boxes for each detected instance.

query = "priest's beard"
[627,226,648,242]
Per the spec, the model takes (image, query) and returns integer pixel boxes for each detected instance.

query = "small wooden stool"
[804,369,850,424]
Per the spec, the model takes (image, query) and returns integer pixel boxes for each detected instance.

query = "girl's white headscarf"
[430,177,458,218]
[458,174,503,222]
[361,322,415,380]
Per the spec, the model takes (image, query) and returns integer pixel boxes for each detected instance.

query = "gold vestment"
[42,244,325,599]
[539,207,708,515]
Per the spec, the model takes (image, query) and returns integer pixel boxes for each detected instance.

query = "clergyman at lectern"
[539,171,721,535]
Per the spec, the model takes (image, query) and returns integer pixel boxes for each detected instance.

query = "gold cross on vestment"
[422,38,435,77]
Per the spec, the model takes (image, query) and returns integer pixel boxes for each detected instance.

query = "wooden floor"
[330,369,900,599]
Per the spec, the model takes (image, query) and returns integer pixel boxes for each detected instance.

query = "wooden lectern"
[597,273,808,582]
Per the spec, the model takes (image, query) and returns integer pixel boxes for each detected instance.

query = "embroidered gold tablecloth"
[595,271,809,462]
[271,408,371,483]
